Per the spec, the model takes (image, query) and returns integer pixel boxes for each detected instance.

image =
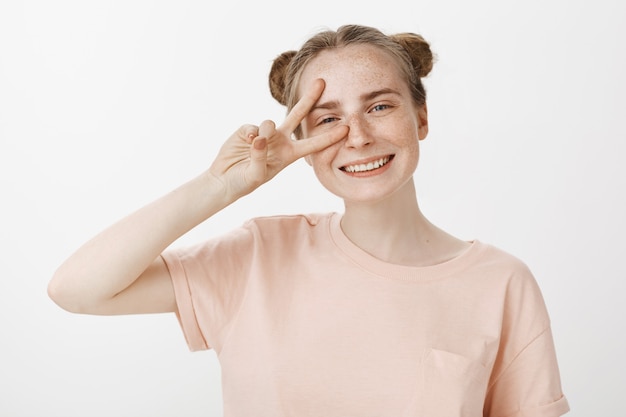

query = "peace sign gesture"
[208,79,348,200]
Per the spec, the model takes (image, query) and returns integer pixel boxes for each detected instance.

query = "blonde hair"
[269,24,434,121]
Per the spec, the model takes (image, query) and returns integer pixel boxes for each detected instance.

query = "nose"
[344,114,373,148]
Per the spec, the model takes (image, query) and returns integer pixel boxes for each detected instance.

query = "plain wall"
[1,0,624,415]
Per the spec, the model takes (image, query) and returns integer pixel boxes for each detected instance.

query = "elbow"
[47,269,86,314]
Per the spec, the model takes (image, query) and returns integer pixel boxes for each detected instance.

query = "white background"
[1,0,624,416]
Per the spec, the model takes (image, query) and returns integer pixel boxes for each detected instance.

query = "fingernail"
[253,137,267,150]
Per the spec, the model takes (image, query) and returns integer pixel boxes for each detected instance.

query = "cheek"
[307,153,327,173]
[308,139,341,166]
[407,140,420,170]
[307,149,338,180]
[403,123,422,156]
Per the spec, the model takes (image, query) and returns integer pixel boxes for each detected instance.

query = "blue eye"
[320,117,338,124]
[372,104,390,112]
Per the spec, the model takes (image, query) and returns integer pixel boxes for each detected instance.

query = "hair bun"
[269,50,297,106]
[391,33,434,78]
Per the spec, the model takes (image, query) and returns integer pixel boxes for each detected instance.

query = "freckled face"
[298,44,428,204]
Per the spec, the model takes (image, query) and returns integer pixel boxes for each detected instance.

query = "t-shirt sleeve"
[485,326,569,416]
[484,261,569,417]
[161,223,255,353]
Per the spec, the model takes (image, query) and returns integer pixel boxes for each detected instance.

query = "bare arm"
[48,173,231,315]
[48,79,348,315]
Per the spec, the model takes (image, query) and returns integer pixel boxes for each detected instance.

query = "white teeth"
[344,156,390,173]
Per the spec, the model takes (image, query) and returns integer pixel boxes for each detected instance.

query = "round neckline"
[327,212,484,281]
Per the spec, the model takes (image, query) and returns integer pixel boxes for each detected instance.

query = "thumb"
[245,136,268,187]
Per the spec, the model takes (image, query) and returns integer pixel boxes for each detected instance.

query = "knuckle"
[258,120,276,136]
[241,123,258,132]
[239,124,259,140]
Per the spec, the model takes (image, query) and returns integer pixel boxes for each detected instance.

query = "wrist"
[193,170,238,215]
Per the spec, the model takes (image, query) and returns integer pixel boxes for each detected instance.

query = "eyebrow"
[311,88,401,112]
[361,87,401,101]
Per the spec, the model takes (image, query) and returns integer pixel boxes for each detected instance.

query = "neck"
[340,180,469,266]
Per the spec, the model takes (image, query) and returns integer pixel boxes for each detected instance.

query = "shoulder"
[243,212,336,236]
[474,241,551,322]
[233,212,337,254]
[471,241,535,279]
[467,241,547,304]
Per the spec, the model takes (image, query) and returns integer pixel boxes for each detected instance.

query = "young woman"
[48,24,569,416]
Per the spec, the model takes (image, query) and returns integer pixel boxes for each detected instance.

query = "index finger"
[278,78,325,135]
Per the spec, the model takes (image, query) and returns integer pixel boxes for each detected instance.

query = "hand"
[208,79,348,199]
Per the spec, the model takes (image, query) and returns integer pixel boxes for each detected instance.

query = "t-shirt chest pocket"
[409,348,490,417]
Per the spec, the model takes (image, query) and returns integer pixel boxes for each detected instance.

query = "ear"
[417,104,428,140]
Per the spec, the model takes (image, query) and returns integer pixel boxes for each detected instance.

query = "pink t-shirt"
[161,212,569,417]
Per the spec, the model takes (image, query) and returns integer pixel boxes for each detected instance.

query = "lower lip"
[341,158,393,178]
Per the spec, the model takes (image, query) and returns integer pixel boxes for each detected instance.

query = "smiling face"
[298,44,429,204]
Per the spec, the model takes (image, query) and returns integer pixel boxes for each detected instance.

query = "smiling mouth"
[340,155,394,173]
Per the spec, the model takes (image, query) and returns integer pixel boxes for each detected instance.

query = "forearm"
[49,102,347,314]
[48,171,233,313]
